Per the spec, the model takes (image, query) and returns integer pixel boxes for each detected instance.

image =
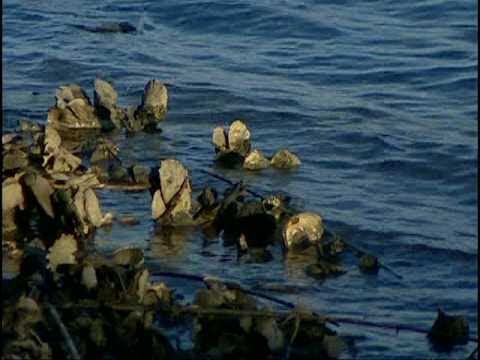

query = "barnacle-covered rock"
[135,80,168,130]
[46,233,78,272]
[19,119,42,133]
[94,78,125,130]
[41,126,82,174]
[23,171,55,218]
[243,149,270,170]
[283,212,324,251]
[228,120,251,155]
[55,84,91,109]
[3,149,29,172]
[213,120,252,167]
[90,139,120,164]
[212,127,227,152]
[151,159,193,225]
[48,85,101,129]
[2,177,26,233]
[271,149,301,169]
[71,183,110,234]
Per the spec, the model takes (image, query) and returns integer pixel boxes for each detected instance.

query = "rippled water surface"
[3,0,477,358]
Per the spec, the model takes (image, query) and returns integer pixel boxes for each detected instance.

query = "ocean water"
[2,0,477,358]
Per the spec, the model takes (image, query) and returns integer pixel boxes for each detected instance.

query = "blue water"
[3,0,477,358]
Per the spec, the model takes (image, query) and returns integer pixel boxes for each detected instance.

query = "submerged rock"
[283,212,324,251]
[271,149,301,169]
[359,254,379,274]
[306,261,346,280]
[243,149,270,170]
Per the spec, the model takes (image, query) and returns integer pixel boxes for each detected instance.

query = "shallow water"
[3,0,477,358]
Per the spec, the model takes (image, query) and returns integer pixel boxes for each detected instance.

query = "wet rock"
[135,80,168,130]
[46,233,78,272]
[44,126,61,153]
[283,212,324,251]
[19,119,42,133]
[48,85,101,129]
[198,187,218,209]
[90,139,120,164]
[2,133,23,145]
[243,149,270,170]
[213,120,252,167]
[359,254,379,274]
[2,178,25,234]
[228,120,251,156]
[94,78,125,130]
[81,263,98,290]
[254,317,285,352]
[44,147,82,174]
[41,126,82,173]
[212,127,227,151]
[152,190,166,220]
[3,149,29,172]
[151,159,193,225]
[24,171,55,218]
[129,164,150,186]
[72,185,110,234]
[214,185,277,247]
[123,106,145,132]
[428,309,469,346]
[271,149,301,169]
[55,84,91,109]
[194,186,220,222]
[108,164,131,184]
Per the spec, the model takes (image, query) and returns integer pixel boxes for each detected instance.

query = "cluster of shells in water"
[2,79,470,359]
[212,120,301,170]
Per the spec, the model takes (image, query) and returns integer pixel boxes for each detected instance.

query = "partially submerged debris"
[359,254,380,274]
[271,149,301,169]
[283,212,324,251]
[243,149,270,170]
[428,309,470,347]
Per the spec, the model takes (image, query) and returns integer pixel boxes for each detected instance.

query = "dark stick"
[45,302,81,360]
[151,271,296,309]
[200,169,265,200]
[201,169,403,279]
[324,229,403,280]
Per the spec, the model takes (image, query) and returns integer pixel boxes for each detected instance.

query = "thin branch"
[45,301,81,360]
